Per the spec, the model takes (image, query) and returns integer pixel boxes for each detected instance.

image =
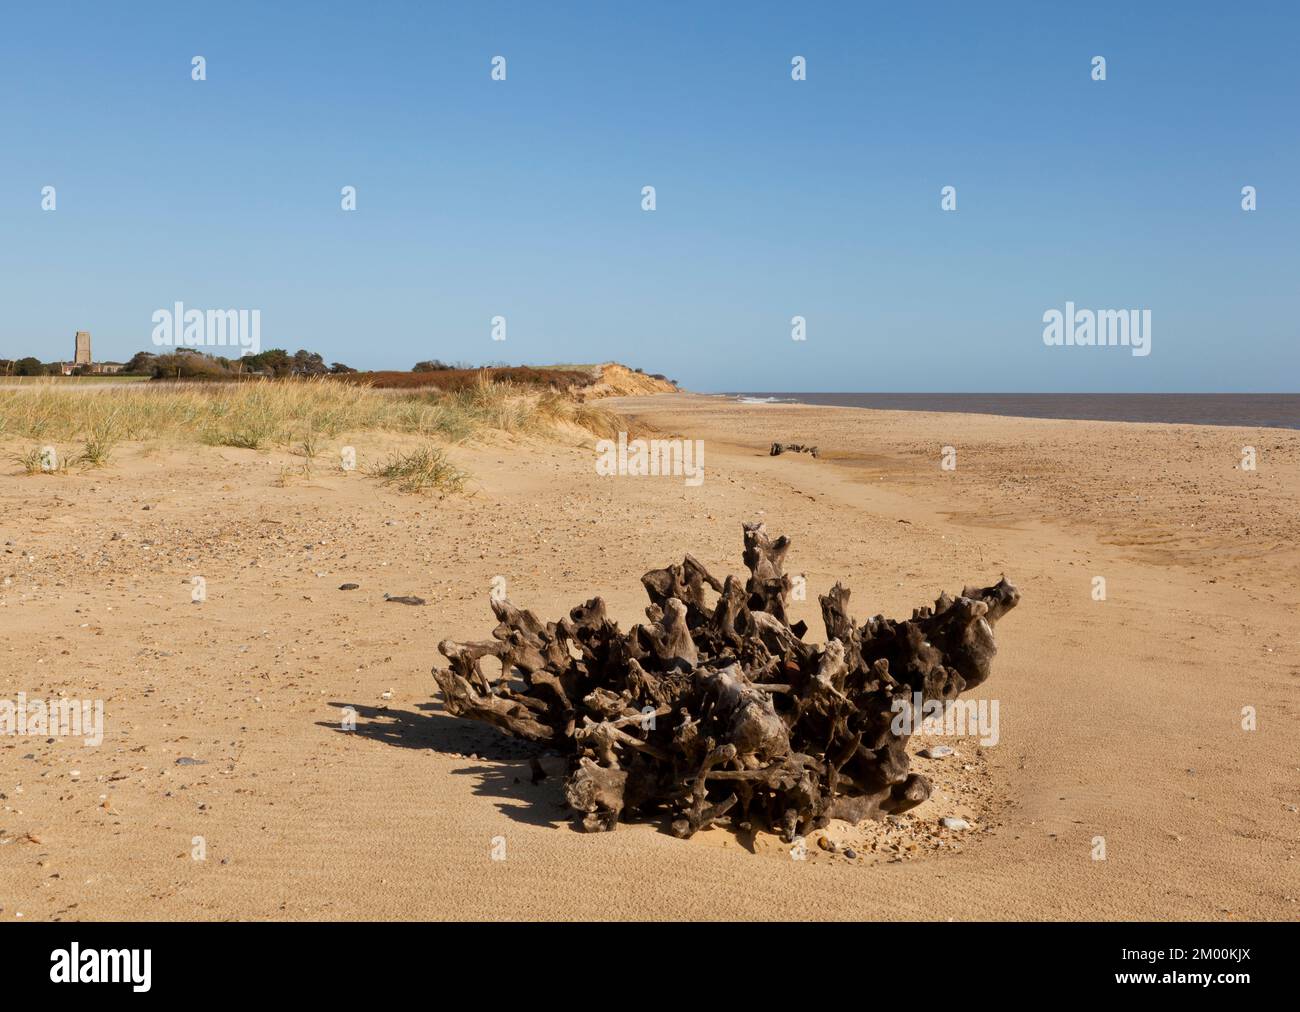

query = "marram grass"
[0,375,622,448]
[0,375,626,493]
[366,445,468,495]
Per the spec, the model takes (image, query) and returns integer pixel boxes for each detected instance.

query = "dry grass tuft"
[366,445,468,495]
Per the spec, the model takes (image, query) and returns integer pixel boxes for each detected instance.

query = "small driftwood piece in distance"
[433,522,1019,842]
[770,442,819,458]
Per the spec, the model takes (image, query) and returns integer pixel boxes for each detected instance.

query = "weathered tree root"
[433,522,1019,842]
[770,442,819,458]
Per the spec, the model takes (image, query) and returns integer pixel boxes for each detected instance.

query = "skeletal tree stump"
[433,522,1019,842]
[770,442,819,458]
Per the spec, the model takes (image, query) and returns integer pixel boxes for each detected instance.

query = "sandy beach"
[1,392,1296,921]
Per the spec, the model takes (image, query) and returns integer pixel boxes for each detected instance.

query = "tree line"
[0,349,358,379]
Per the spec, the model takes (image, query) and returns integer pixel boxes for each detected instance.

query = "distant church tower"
[74,331,92,366]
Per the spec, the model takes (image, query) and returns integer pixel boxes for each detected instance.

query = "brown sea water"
[727,393,1300,430]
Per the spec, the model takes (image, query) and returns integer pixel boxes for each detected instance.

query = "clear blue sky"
[2,0,1296,391]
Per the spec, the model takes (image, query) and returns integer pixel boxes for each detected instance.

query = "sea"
[725,393,1300,430]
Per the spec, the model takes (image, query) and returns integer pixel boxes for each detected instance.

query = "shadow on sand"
[319,700,761,850]
[319,700,569,830]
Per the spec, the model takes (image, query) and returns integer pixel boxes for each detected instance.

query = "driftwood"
[433,523,1019,841]
[770,442,819,458]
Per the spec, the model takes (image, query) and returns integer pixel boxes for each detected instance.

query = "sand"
[1,394,1296,920]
